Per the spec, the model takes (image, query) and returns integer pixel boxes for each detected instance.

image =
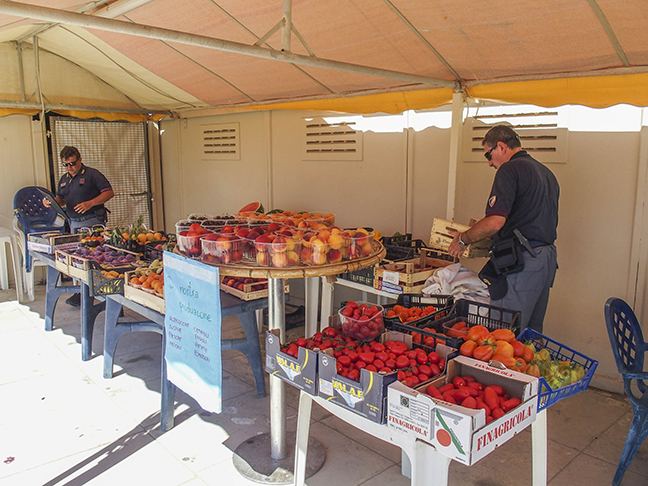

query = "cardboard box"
[388,355,538,465]
[374,255,453,294]
[264,329,318,395]
[28,231,80,254]
[317,330,454,424]
[429,218,490,258]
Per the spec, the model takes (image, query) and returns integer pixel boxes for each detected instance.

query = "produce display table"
[31,250,101,361]
[210,241,386,483]
[294,391,549,486]
[103,290,271,431]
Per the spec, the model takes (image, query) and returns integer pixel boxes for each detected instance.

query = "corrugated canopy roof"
[0,0,647,120]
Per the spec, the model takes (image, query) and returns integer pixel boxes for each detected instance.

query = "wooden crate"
[429,217,490,258]
[373,255,453,294]
[124,269,165,314]
[220,278,289,301]
[67,245,143,282]
[28,232,80,254]
[54,249,71,274]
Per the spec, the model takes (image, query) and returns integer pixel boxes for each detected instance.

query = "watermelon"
[238,201,264,214]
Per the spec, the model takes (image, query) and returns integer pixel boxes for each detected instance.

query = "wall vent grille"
[464,112,568,163]
[303,117,363,160]
[201,122,240,160]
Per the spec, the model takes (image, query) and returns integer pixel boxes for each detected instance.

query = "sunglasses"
[484,145,498,161]
[62,159,78,167]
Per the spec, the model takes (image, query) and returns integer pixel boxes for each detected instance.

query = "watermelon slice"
[238,201,264,214]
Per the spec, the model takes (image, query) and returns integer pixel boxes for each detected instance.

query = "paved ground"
[0,285,647,486]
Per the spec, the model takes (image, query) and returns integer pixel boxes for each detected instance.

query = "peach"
[318,229,332,241]
[216,236,232,251]
[301,247,312,264]
[310,237,328,254]
[286,250,299,266]
[236,227,250,239]
[311,251,328,265]
[327,248,342,264]
[328,233,344,250]
[256,250,271,266]
[272,252,289,268]
[273,235,288,252]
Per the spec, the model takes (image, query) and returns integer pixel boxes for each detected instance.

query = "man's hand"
[74,201,94,214]
[42,197,51,208]
[448,229,464,259]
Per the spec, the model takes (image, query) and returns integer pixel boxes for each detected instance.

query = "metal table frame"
[31,250,102,361]
[103,290,272,431]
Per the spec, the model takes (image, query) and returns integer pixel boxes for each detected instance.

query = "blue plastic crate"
[518,328,598,411]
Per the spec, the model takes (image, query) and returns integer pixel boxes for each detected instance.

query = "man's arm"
[74,189,115,214]
[42,195,65,208]
[447,215,505,258]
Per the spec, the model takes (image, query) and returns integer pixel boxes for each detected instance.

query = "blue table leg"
[44,265,79,332]
[80,283,105,361]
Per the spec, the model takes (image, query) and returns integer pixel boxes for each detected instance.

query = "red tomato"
[337,355,351,367]
[418,364,432,376]
[428,351,441,364]
[347,369,360,381]
[396,355,410,369]
[365,364,377,373]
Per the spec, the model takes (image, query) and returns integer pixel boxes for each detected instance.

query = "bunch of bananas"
[524,343,586,390]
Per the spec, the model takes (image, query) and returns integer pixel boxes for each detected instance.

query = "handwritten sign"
[163,251,222,413]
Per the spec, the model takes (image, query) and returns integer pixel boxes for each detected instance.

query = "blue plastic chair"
[13,186,68,272]
[604,297,648,486]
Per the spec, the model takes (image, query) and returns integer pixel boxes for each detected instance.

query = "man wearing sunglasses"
[447,125,559,333]
[44,146,114,306]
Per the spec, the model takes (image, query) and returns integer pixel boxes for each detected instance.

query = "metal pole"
[0,1,456,89]
[268,277,287,460]
[446,91,464,220]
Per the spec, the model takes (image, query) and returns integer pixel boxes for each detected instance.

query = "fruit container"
[338,301,384,341]
[300,231,330,265]
[187,212,215,223]
[175,219,192,234]
[246,233,302,268]
[176,229,214,258]
[342,228,376,261]
[201,233,244,265]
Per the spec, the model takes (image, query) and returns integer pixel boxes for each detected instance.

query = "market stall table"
[209,241,386,484]
[30,250,102,361]
[102,290,272,431]
[293,391,549,486]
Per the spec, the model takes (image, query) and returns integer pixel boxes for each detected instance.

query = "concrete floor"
[0,285,647,486]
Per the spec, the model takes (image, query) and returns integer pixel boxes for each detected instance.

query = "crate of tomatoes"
[408,299,520,348]
[317,327,456,423]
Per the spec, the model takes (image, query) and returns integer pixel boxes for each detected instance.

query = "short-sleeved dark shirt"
[485,150,559,244]
[57,165,112,219]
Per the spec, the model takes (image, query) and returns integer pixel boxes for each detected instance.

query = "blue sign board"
[163,251,222,413]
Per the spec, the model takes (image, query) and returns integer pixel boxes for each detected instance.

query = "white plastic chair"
[13,217,48,301]
[0,226,22,302]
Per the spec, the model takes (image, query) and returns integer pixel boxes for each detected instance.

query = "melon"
[238,201,264,214]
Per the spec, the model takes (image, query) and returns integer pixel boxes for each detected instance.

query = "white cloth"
[422,263,490,304]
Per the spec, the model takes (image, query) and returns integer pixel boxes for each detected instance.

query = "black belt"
[70,212,98,222]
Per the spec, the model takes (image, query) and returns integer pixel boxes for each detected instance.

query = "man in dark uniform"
[44,146,114,306]
[51,146,114,233]
[448,125,559,333]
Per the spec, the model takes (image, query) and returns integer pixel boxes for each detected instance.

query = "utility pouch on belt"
[489,236,524,276]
